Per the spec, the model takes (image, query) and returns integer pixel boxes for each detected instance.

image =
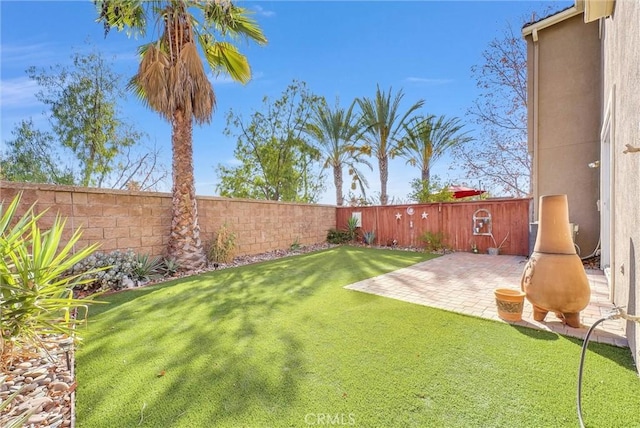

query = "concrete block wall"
[0,182,336,258]
[198,196,336,256]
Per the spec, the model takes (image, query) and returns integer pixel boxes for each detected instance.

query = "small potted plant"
[470,240,479,254]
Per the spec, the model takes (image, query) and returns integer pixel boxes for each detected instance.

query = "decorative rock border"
[1,337,75,427]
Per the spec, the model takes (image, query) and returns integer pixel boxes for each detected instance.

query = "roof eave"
[522,1,585,38]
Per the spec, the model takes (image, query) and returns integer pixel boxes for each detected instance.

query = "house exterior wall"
[525,15,601,257]
[602,0,640,369]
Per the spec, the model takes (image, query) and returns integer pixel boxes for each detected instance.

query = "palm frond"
[178,41,216,122]
[132,44,171,120]
[99,0,265,126]
[357,85,424,154]
[398,114,473,181]
[95,0,148,37]
[200,1,267,44]
[203,40,251,83]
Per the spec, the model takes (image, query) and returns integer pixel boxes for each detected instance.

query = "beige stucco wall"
[602,0,640,369]
[526,15,601,256]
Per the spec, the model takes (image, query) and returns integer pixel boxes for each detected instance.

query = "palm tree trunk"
[421,163,430,184]
[167,108,207,271]
[379,154,388,205]
[334,165,344,206]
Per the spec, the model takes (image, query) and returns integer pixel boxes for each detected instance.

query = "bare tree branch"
[453,21,531,197]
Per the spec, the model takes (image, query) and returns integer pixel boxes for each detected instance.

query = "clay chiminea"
[521,195,590,328]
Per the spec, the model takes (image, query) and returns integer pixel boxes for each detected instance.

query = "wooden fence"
[337,198,532,256]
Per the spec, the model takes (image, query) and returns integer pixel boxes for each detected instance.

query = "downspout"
[532,28,540,222]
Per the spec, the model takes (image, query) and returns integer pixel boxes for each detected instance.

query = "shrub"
[70,249,139,291]
[420,231,448,253]
[71,251,178,291]
[207,223,237,264]
[327,217,360,245]
[0,193,100,360]
[326,228,350,244]
[290,236,302,251]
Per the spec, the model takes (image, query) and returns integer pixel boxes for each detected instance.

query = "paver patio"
[346,252,628,347]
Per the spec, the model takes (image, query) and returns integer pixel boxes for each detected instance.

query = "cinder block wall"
[0,181,337,258]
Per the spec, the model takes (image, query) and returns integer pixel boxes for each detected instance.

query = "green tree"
[217,81,325,203]
[1,119,168,191]
[27,49,135,187]
[408,177,454,203]
[357,85,424,205]
[398,115,473,184]
[0,119,75,185]
[96,0,267,271]
[3,48,168,191]
[305,98,371,206]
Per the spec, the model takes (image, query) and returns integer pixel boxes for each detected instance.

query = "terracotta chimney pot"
[521,195,590,328]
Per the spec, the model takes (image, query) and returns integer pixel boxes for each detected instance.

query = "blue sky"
[0,0,572,204]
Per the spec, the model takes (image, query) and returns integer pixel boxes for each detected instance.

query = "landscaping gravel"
[1,337,75,427]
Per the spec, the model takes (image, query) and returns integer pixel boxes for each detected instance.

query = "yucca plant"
[0,193,41,261]
[0,194,101,361]
[345,216,360,242]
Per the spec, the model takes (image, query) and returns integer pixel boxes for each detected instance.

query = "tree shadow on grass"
[75,246,428,427]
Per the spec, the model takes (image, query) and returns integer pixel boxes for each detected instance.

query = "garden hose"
[577,307,640,428]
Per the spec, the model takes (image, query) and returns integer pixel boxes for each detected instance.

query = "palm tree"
[398,114,473,184]
[357,86,424,205]
[305,99,371,206]
[96,1,266,270]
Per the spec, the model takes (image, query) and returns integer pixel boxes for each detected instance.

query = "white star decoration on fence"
[421,212,429,219]
[395,212,402,220]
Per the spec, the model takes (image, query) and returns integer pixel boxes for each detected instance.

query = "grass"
[76,246,640,427]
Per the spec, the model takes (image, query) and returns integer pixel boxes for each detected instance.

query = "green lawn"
[76,247,640,427]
